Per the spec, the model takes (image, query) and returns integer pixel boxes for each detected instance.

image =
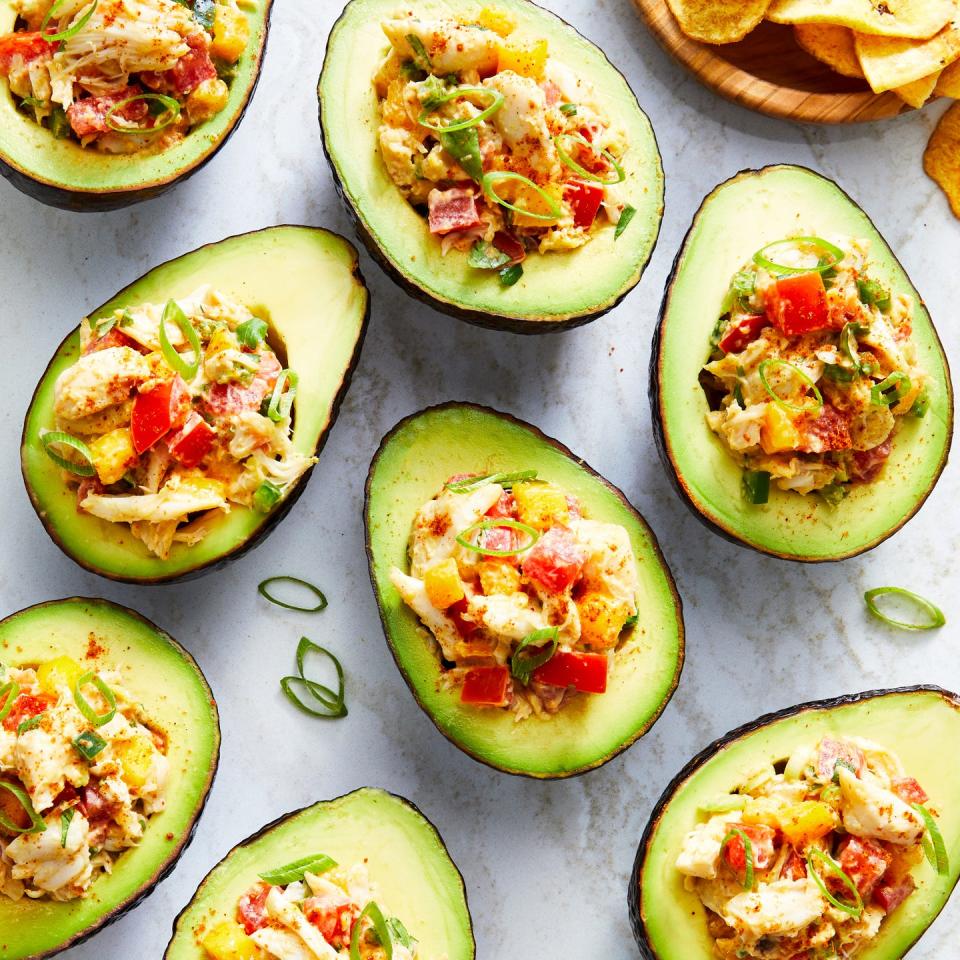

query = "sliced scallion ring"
[73,672,117,727]
[267,369,298,422]
[481,171,562,222]
[104,93,180,134]
[258,576,328,612]
[913,804,949,875]
[0,680,20,723]
[41,0,97,42]
[753,237,844,277]
[40,431,96,477]
[280,637,347,719]
[253,480,282,514]
[259,853,338,885]
[510,627,559,686]
[417,86,504,132]
[864,587,945,631]
[871,371,911,407]
[719,829,755,890]
[445,470,537,493]
[351,902,394,960]
[554,132,625,185]
[17,714,43,735]
[455,518,539,557]
[0,781,46,834]
[806,848,863,918]
[159,299,201,380]
[758,358,823,414]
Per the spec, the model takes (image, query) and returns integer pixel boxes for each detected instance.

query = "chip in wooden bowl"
[664,0,772,44]
[767,0,954,40]
[856,12,960,92]
[793,23,863,76]
[925,102,960,217]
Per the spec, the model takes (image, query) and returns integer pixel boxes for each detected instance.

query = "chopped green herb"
[73,729,107,761]
[742,470,770,505]
[614,204,637,240]
[559,102,578,116]
[50,107,69,139]
[406,33,432,72]
[510,627,559,685]
[235,316,268,348]
[439,127,483,181]
[193,0,215,31]
[909,387,930,418]
[253,480,282,513]
[60,809,75,847]
[819,483,848,508]
[499,263,523,287]
[467,240,510,271]
[857,278,891,313]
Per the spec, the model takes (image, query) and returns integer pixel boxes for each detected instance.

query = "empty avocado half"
[0,0,272,210]
[630,686,960,960]
[651,165,952,562]
[0,596,220,960]
[364,403,684,778]
[21,225,369,584]
[318,0,664,333]
[164,788,475,960]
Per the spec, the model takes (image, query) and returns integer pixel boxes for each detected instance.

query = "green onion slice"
[742,470,770,505]
[17,715,43,735]
[253,480,282,514]
[871,371,911,407]
[806,848,863,918]
[40,431,96,477]
[105,93,180,134]
[60,808,75,847]
[445,470,537,493]
[281,636,347,719]
[259,853,337,885]
[864,587,945,631]
[554,133,625,185]
[351,902,394,960]
[455,518,539,557]
[0,680,20,723]
[720,829,755,890]
[0,781,46,834]
[510,627,559,686]
[41,0,97,42]
[417,86,503,132]
[758,358,824,414]
[267,369,298,422]
[481,171,562,222]
[159,299,201,380]
[73,672,117,727]
[913,804,949,875]
[499,263,523,287]
[910,388,930,418]
[615,205,637,240]
[73,729,107,761]
[753,237,844,276]
[699,795,747,815]
[559,102,578,116]
[405,33,431,72]
[840,322,874,377]
[258,576,328,612]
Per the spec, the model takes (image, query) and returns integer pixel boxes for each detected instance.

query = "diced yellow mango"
[577,592,631,650]
[760,403,801,455]
[778,801,839,847]
[499,179,563,229]
[187,78,230,124]
[201,921,263,960]
[741,797,782,828]
[37,655,85,696]
[114,736,155,791]
[478,8,516,37]
[478,560,522,596]
[424,558,465,609]
[513,481,569,530]
[88,428,137,486]
[211,3,250,63]
[497,37,548,80]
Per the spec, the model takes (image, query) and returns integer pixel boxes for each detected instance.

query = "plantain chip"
[935,59,960,97]
[893,71,943,107]
[924,103,960,217]
[665,0,772,44]
[767,0,954,40]
[794,23,863,77]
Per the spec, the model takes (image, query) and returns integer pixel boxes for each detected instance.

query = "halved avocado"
[651,165,953,562]
[21,225,369,584]
[164,787,475,959]
[0,1,272,210]
[318,0,664,333]
[629,686,960,960]
[364,402,684,778]
[0,597,220,960]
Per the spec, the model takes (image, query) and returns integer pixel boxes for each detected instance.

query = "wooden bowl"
[633,0,911,124]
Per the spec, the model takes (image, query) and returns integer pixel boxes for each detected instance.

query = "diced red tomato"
[0,32,52,74]
[1,693,52,732]
[167,412,216,468]
[891,778,929,805]
[237,883,273,935]
[816,738,865,781]
[564,179,604,229]
[837,836,892,897]
[79,784,111,824]
[480,523,518,555]
[486,491,518,519]
[131,375,189,454]
[851,439,892,483]
[461,665,510,706]
[204,353,280,418]
[769,273,830,336]
[143,33,216,95]
[723,823,778,872]
[447,598,479,640]
[717,314,766,354]
[303,898,359,949]
[532,651,607,694]
[521,526,585,594]
[799,404,852,454]
[428,187,481,235]
[873,874,916,914]
[782,847,807,881]
[67,85,148,138]
[492,231,525,264]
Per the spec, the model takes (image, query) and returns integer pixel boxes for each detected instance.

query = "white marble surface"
[1,0,958,956]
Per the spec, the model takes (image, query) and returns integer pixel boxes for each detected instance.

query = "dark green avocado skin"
[627,685,960,960]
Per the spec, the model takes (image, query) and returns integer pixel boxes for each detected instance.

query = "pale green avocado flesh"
[365,403,684,778]
[320,0,664,328]
[0,598,219,960]
[21,226,368,583]
[0,0,271,208]
[635,688,960,960]
[164,788,474,960]
[655,165,952,561]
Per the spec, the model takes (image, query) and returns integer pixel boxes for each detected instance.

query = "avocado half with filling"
[0,0,272,211]
[651,165,952,562]
[21,225,369,584]
[364,402,684,778]
[164,787,475,959]
[629,686,960,960]
[0,596,220,960]
[318,0,664,333]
